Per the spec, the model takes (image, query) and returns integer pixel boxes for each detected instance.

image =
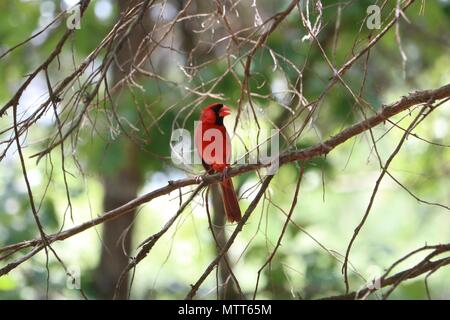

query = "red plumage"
[195,103,242,222]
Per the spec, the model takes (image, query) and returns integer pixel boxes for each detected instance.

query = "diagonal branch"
[342,104,431,293]
[112,182,206,299]
[1,83,450,276]
[324,244,450,300]
[185,175,274,300]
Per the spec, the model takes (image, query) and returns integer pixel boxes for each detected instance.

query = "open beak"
[219,105,231,117]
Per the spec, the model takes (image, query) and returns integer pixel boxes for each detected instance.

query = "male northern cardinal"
[195,103,242,222]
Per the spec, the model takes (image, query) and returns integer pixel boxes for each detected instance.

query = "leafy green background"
[0,0,449,299]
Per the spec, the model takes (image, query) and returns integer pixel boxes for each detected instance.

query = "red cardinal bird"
[195,103,242,222]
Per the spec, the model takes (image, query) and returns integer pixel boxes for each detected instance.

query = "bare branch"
[1,83,449,276]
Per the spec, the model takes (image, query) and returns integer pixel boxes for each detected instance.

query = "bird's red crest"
[200,103,231,124]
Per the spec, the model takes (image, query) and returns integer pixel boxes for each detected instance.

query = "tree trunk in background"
[94,0,146,299]
[211,185,240,300]
[95,144,141,299]
[94,0,240,299]
[175,0,241,299]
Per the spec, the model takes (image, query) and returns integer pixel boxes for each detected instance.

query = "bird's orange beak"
[219,105,231,117]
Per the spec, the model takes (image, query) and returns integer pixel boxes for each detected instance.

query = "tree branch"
[323,244,450,300]
[1,83,450,276]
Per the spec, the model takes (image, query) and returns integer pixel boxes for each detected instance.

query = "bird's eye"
[204,110,216,123]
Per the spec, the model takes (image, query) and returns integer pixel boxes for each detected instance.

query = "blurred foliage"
[0,0,449,300]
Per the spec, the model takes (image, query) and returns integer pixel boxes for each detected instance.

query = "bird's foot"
[221,166,231,182]
[210,163,231,181]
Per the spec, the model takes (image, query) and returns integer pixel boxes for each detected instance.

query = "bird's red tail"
[219,178,241,222]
